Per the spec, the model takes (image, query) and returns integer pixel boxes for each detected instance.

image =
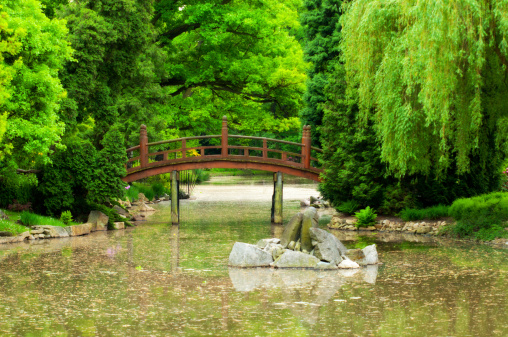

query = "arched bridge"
[123,116,323,183]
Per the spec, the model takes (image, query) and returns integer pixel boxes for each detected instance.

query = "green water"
[0,198,507,336]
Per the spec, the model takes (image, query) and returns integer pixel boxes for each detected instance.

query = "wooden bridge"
[123,116,323,224]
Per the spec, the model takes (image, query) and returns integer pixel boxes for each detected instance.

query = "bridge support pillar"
[171,171,180,224]
[271,171,283,224]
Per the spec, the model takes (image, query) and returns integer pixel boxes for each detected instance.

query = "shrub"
[151,183,166,198]
[474,224,508,241]
[448,192,508,238]
[7,199,32,212]
[60,211,73,225]
[355,206,377,228]
[399,204,449,221]
[38,131,126,217]
[336,200,360,215]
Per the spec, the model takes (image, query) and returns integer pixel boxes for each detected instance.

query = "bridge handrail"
[126,117,321,172]
[311,146,323,153]
[126,145,140,152]
[228,135,304,148]
[146,135,221,147]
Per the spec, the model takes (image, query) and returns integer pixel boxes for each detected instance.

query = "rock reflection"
[229,266,378,325]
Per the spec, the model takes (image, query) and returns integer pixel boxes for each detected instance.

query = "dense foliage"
[0,0,72,176]
[0,0,507,242]
[0,0,307,217]
[319,0,507,217]
[341,0,508,177]
[447,192,508,240]
[299,0,342,145]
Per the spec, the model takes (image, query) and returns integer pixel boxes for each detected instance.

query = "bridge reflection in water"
[123,117,323,225]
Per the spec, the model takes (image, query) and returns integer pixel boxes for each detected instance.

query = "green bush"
[355,206,377,228]
[60,210,73,225]
[336,200,360,215]
[151,183,166,198]
[474,224,508,241]
[448,192,508,238]
[399,204,449,221]
[38,132,126,217]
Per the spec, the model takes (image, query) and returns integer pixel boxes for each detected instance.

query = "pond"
[0,178,507,336]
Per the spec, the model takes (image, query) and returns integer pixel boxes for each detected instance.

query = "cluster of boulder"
[0,210,127,244]
[117,193,158,221]
[328,215,449,235]
[229,207,379,269]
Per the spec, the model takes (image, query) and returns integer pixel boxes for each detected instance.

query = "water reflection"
[0,191,506,336]
[170,224,180,273]
[229,266,378,292]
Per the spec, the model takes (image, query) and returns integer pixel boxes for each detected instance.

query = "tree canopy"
[341,0,508,176]
[0,0,72,172]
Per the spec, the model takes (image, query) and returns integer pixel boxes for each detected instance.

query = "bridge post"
[140,125,148,168]
[171,171,180,224]
[221,116,228,157]
[301,125,311,169]
[271,171,283,224]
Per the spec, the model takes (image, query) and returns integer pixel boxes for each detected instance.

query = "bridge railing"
[126,117,322,173]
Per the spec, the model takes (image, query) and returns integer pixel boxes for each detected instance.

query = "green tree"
[0,0,72,174]
[153,0,307,137]
[300,0,342,145]
[341,0,508,177]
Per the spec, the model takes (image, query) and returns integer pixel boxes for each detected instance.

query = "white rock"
[338,259,360,269]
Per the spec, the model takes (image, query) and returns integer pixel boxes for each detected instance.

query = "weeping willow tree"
[341,0,508,177]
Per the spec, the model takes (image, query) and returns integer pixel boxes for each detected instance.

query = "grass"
[398,204,450,221]
[20,211,73,227]
[0,219,28,235]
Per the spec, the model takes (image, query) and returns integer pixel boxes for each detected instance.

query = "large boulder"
[300,207,318,252]
[87,211,109,231]
[33,225,69,238]
[272,250,320,268]
[357,244,379,266]
[280,213,303,248]
[331,235,349,256]
[309,228,343,265]
[65,223,92,237]
[138,193,149,203]
[138,202,155,212]
[229,242,273,267]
